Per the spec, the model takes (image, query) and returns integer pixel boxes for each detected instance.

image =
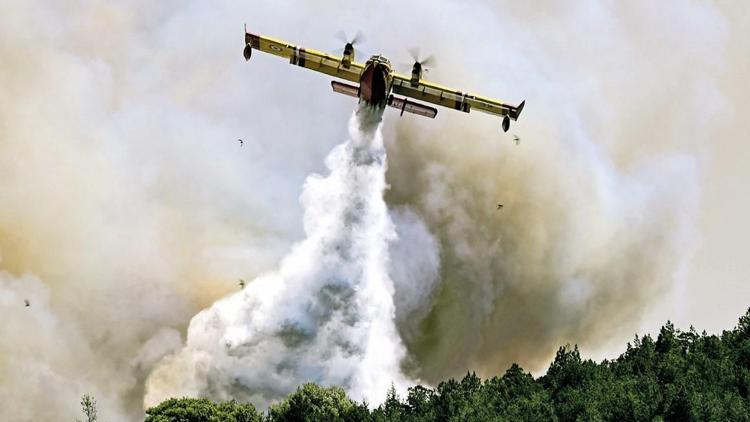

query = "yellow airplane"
[243,28,525,132]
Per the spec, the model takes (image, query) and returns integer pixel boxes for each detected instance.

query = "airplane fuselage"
[358,55,393,108]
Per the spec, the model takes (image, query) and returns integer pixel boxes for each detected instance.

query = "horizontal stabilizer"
[331,81,359,98]
[388,95,438,119]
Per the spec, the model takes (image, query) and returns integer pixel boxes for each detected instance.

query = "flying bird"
[239,279,246,289]
[497,204,504,210]
[238,139,244,147]
[513,134,520,145]
[24,299,30,307]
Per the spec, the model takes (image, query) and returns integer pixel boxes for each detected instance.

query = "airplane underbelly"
[359,65,388,108]
[360,69,374,102]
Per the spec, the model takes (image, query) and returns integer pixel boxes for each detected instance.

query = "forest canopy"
[145,307,750,421]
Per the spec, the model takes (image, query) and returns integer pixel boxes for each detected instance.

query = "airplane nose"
[243,44,252,61]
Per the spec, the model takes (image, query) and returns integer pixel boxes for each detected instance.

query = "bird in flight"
[238,139,244,147]
[24,299,30,307]
[513,134,520,145]
[497,204,504,210]
[239,279,246,289]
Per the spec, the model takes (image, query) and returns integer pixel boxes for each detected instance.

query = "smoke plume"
[0,1,745,420]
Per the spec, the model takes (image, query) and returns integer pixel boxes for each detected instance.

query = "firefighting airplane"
[243,28,525,132]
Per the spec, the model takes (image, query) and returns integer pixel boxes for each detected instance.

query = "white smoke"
[1,1,746,420]
[145,107,414,409]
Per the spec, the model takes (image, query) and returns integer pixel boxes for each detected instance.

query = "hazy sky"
[1,1,748,420]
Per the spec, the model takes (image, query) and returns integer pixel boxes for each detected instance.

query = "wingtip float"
[243,28,525,133]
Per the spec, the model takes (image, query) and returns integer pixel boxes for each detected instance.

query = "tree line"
[142,307,750,421]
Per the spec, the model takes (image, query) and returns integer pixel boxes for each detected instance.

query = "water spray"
[145,106,412,408]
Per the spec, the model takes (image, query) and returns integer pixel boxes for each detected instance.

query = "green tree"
[76,394,97,422]
[267,383,364,422]
[404,385,436,421]
[145,397,262,422]
[378,383,405,421]
[484,364,556,421]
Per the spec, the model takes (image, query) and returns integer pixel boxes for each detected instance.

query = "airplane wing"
[244,29,364,84]
[391,73,525,131]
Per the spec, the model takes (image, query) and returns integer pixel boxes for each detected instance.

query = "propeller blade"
[335,30,366,46]
[407,47,436,70]
[421,55,436,68]
[350,30,366,46]
[331,47,366,59]
[335,30,348,44]
[408,47,421,62]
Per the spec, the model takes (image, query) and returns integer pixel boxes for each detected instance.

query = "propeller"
[408,47,436,70]
[335,30,366,46]
[333,30,367,57]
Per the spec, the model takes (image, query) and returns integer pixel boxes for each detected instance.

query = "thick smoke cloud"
[381,1,724,380]
[0,0,743,420]
[146,108,411,409]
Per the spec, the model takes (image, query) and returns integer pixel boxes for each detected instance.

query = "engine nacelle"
[410,61,422,87]
[243,44,252,61]
[342,43,355,68]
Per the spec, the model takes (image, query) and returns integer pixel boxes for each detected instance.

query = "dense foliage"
[147,308,750,421]
[145,398,262,422]
[267,384,370,421]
